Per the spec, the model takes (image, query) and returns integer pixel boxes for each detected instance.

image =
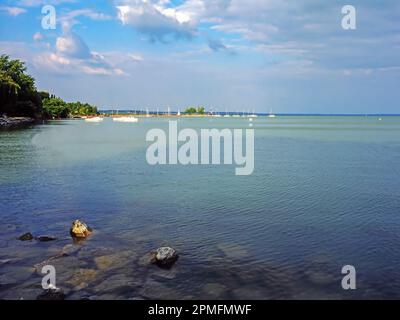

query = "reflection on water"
[1,116,400,299]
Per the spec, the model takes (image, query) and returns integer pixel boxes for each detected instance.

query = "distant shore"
[102,114,216,118]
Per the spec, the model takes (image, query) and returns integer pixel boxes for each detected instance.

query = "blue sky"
[0,0,399,113]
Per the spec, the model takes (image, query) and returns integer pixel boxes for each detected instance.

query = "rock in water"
[70,220,92,239]
[36,236,57,242]
[18,232,33,241]
[36,288,66,300]
[151,247,179,268]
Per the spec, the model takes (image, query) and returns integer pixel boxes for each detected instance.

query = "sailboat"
[248,110,258,118]
[268,109,276,118]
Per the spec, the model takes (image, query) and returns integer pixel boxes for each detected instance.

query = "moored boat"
[113,116,139,123]
[84,117,104,122]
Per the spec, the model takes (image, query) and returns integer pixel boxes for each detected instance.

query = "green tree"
[42,97,98,119]
[184,106,205,115]
[0,55,99,120]
[42,97,69,119]
[184,107,198,114]
[0,54,42,117]
[67,101,97,116]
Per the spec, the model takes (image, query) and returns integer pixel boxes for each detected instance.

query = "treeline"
[0,55,42,117]
[0,54,97,119]
[41,94,98,119]
[184,106,205,114]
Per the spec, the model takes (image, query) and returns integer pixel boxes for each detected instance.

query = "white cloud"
[49,53,70,65]
[60,9,113,32]
[33,32,44,42]
[0,6,27,16]
[116,0,196,42]
[15,0,76,7]
[129,53,144,62]
[56,33,91,59]
[50,33,128,76]
[82,66,115,76]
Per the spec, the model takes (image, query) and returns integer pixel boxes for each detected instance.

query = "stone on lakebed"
[70,220,92,239]
[36,236,57,242]
[151,247,179,268]
[17,232,33,241]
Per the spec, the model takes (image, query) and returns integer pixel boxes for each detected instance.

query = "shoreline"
[0,117,35,128]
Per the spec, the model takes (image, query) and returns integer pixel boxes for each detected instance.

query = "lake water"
[1,116,400,299]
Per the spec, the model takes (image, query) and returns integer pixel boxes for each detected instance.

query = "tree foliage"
[67,101,97,117]
[43,96,98,119]
[42,96,69,119]
[1,55,98,119]
[0,54,42,117]
[184,106,205,115]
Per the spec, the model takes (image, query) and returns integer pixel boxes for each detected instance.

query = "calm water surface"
[1,116,400,299]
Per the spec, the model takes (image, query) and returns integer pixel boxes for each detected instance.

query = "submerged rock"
[36,236,57,242]
[66,268,98,290]
[217,243,249,259]
[18,232,33,241]
[0,259,12,266]
[203,283,227,299]
[61,244,82,256]
[151,247,179,268]
[94,250,133,270]
[36,287,66,300]
[70,220,92,239]
[141,278,182,299]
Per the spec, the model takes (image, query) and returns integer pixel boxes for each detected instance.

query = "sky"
[0,0,399,113]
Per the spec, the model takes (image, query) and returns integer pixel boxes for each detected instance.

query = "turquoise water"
[1,116,400,299]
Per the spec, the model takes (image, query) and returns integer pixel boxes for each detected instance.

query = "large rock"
[70,220,92,239]
[151,247,179,268]
[18,232,33,241]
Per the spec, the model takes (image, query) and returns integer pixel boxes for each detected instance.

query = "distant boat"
[268,109,276,118]
[177,110,181,116]
[113,116,138,123]
[85,117,104,123]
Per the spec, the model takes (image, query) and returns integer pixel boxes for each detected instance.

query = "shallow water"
[1,116,400,299]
